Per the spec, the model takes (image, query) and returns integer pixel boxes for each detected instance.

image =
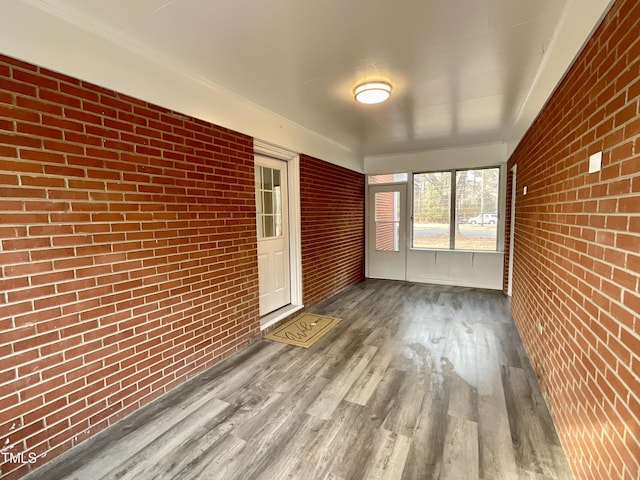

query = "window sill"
[409,248,504,254]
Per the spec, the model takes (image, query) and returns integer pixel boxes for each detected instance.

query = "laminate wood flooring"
[24,280,574,480]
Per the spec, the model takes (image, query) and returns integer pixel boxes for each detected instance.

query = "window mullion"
[450,170,456,250]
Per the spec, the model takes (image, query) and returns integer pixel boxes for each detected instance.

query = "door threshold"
[260,304,304,331]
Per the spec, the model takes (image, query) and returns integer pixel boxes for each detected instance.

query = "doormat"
[264,313,341,348]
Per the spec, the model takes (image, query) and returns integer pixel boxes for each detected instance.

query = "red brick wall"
[504,1,640,479]
[0,54,260,479]
[300,154,365,307]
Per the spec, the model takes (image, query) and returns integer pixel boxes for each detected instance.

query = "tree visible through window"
[413,167,499,251]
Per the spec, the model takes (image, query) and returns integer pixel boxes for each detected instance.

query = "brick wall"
[300,154,365,307]
[0,54,261,479]
[504,1,640,479]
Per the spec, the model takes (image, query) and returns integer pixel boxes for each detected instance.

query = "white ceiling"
[5,0,613,164]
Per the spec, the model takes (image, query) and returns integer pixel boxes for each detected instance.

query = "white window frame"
[410,165,503,253]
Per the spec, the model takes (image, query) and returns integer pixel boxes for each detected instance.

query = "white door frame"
[507,164,517,297]
[254,140,303,329]
[255,155,290,315]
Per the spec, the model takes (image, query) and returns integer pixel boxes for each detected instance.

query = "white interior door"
[255,156,290,316]
[368,184,407,280]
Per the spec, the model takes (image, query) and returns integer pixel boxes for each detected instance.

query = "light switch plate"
[589,151,602,173]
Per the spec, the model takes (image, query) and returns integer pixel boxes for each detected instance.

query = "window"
[412,167,499,251]
[412,171,451,249]
[255,166,283,238]
[368,173,408,184]
[374,191,400,251]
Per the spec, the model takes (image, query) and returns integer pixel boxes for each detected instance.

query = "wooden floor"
[26,280,574,480]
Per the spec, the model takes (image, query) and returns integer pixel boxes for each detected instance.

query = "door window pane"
[255,165,284,239]
[263,215,274,237]
[263,191,273,214]
[376,222,400,251]
[263,168,273,190]
[412,172,451,249]
[375,191,400,251]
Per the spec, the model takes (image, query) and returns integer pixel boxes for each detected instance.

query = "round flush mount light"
[354,81,392,104]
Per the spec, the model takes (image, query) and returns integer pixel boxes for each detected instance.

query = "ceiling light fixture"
[354,81,392,104]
